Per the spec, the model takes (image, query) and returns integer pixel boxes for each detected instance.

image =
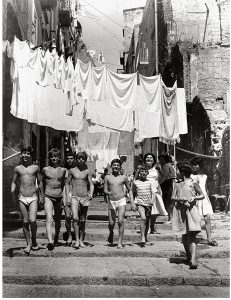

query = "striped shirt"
[133,179,156,206]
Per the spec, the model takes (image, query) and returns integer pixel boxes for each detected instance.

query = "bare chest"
[44,167,65,181]
[72,168,88,180]
[18,165,37,178]
[107,175,125,187]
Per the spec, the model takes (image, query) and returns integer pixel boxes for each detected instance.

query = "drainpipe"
[203,3,209,43]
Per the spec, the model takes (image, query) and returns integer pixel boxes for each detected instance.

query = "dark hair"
[21,146,33,155]
[111,159,121,166]
[190,156,204,168]
[139,164,148,171]
[158,154,171,163]
[143,153,156,166]
[76,151,87,161]
[48,148,61,158]
[177,162,192,178]
[65,151,75,159]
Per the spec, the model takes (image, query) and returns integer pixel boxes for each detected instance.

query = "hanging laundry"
[159,81,179,144]
[117,131,134,155]
[75,59,93,101]
[54,55,65,89]
[106,70,137,109]
[78,119,120,150]
[91,65,107,101]
[176,88,188,134]
[86,99,134,132]
[134,75,162,140]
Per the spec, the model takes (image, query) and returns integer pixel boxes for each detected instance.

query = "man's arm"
[65,170,73,205]
[11,167,18,204]
[128,179,136,211]
[36,167,44,204]
[103,175,111,203]
[87,171,94,199]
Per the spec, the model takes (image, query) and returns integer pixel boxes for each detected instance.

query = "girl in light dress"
[190,157,218,246]
[143,153,168,233]
[171,162,204,269]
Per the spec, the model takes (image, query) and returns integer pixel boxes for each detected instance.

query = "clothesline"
[8,36,188,171]
[176,147,221,159]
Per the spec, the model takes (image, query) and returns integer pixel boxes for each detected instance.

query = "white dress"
[191,174,214,216]
[147,167,168,216]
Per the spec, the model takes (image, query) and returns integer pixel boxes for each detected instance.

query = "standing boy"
[63,151,75,246]
[104,159,133,249]
[65,151,94,249]
[131,165,156,246]
[11,146,43,254]
[190,157,218,246]
[42,148,66,250]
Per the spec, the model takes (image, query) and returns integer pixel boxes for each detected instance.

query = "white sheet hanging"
[177,88,188,134]
[75,59,92,101]
[106,70,137,109]
[78,119,120,150]
[159,81,179,144]
[135,75,162,140]
[86,99,134,132]
[91,65,107,101]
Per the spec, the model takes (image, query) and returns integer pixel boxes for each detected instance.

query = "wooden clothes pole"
[154,0,159,75]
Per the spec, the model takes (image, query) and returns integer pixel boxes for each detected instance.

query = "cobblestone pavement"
[3,196,230,298]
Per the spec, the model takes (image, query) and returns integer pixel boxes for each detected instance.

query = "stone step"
[3,256,230,287]
[3,225,229,242]
[3,284,230,298]
[3,238,230,259]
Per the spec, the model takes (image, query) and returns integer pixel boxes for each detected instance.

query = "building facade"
[125,0,230,195]
[2,0,94,210]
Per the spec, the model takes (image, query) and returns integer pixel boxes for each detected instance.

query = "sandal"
[207,241,218,246]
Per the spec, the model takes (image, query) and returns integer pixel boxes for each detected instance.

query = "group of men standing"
[11,147,94,253]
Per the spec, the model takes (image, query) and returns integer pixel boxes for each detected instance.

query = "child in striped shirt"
[131,165,156,246]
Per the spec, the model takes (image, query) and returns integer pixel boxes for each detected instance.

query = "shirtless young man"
[11,146,43,254]
[63,151,75,246]
[104,159,133,249]
[65,151,94,249]
[42,148,66,251]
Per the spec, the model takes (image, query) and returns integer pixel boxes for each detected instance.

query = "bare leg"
[28,200,38,247]
[64,206,72,243]
[182,233,191,262]
[108,208,116,244]
[117,205,126,248]
[19,202,31,253]
[138,206,146,243]
[189,232,198,268]
[44,197,54,244]
[72,201,80,248]
[53,199,63,244]
[204,214,212,243]
[145,207,152,242]
[150,214,158,233]
[79,206,88,247]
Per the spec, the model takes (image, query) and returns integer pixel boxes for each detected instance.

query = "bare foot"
[189,261,198,269]
[23,245,31,255]
[117,244,124,249]
[108,233,114,245]
[73,242,80,249]
[79,241,86,248]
